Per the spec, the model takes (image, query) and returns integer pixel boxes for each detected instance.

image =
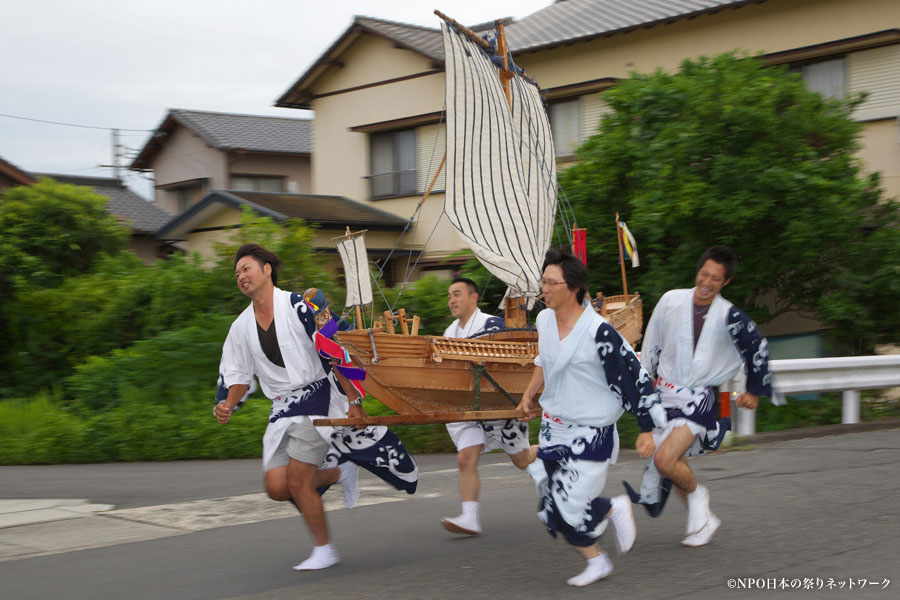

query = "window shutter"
[849,44,900,121]
[579,93,610,140]
[417,123,446,193]
[550,100,580,157]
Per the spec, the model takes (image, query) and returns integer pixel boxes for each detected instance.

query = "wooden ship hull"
[316,295,642,425]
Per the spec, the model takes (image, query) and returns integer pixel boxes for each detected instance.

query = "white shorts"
[446,419,530,454]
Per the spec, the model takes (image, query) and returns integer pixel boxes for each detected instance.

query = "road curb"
[730,418,900,446]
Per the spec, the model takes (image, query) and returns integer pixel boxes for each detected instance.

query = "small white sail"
[441,22,558,299]
[336,232,373,307]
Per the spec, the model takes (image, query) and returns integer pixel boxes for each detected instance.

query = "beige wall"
[152,126,226,214]
[228,153,311,193]
[857,118,900,201]
[127,236,165,265]
[309,35,449,255]
[519,0,900,86]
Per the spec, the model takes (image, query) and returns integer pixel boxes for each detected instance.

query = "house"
[274,0,900,353]
[130,109,313,215]
[155,189,410,284]
[35,174,176,264]
[129,108,422,274]
[0,155,36,192]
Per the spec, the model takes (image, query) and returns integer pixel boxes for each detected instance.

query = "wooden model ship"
[315,12,642,426]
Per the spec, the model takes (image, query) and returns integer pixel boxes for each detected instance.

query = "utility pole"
[111,128,121,182]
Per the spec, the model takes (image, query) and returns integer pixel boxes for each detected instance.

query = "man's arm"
[215,324,255,422]
[516,365,544,422]
[726,307,772,409]
[594,323,664,458]
[333,367,366,421]
[215,383,249,424]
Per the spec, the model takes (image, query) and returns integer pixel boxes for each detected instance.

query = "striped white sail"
[336,232,374,307]
[441,22,558,299]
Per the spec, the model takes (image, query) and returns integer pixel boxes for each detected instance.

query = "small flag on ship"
[572,227,587,265]
[619,221,639,267]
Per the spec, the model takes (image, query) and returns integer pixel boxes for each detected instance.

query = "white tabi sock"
[441,501,481,535]
[566,553,613,587]
[293,543,340,571]
[337,461,360,509]
[686,484,710,536]
[608,495,637,554]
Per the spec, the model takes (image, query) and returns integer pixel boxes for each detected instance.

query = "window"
[796,57,846,99]
[169,183,203,212]
[549,99,580,158]
[369,129,417,198]
[231,175,284,192]
[176,188,191,213]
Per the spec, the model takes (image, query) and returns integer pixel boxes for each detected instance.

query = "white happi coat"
[443,307,493,338]
[219,287,347,469]
[535,306,626,429]
[641,288,743,396]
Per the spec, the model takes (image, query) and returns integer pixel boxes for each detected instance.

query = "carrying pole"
[615,213,629,296]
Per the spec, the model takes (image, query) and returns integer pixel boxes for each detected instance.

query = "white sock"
[462,501,479,521]
[337,462,360,509]
[293,543,340,571]
[566,553,613,586]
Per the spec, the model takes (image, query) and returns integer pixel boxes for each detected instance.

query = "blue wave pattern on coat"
[323,426,418,494]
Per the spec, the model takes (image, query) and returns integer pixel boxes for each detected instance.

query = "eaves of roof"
[0,155,37,185]
[156,189,409,240]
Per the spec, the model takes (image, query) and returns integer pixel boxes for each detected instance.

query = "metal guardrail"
[722,355,900,435]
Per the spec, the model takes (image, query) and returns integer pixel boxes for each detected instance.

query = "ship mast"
[434,10,529,328]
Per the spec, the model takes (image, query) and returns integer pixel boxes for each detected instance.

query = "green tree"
[0,179,129,292]
[559,52,899,353]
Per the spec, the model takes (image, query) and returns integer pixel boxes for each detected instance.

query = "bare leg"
[264,466,339,503]
[508,447,535,470]
[457,444,483,502]
[441,445,484,535]
[653,425,698,494]
[575,544,601,560]
[287,459,329,546]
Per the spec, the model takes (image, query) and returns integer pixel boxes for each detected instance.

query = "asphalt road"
[1,428,898,600]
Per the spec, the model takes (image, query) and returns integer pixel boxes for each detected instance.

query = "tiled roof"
[276,2,762,108]
[170,109,313,154]
[36,173,173,234]
[131,109,312,169]
[355,16,444,62]
[156,189,408,239]
[505,0,764,53]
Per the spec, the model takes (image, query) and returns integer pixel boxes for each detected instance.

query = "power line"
[0,112,150,132]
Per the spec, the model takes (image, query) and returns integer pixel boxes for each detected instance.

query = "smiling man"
[625,245,772,548]
[215,244,367,571]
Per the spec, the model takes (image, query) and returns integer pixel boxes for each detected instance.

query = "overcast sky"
[0,0,552,199]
